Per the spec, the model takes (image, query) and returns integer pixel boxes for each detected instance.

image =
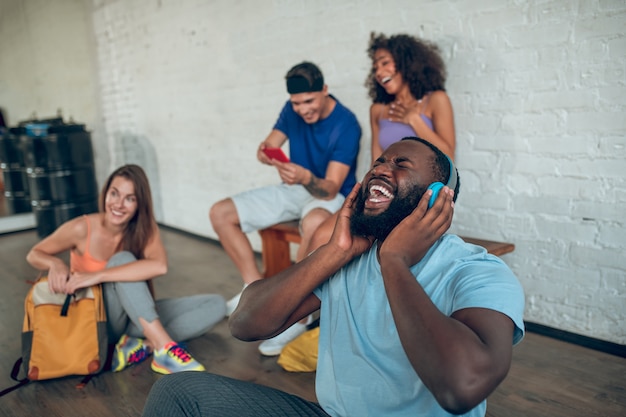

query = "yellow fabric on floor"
[277,327,319,372]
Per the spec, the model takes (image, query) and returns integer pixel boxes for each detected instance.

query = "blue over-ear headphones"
[427,155,457,208]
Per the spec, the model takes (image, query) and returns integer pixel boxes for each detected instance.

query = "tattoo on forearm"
[304,172,330,199]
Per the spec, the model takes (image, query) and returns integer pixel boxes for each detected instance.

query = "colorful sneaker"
[151,342,206,374]
[111,334,150,372]
[258,316,313,357]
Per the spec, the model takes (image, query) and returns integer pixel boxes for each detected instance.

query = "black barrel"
[1,131,32,214]
[3,190,32,215]
[19,121,99,238]
[2,166,29,195]
[21,126,94,171]
[32,198,99,238]
[0,133,25,169]
[27,166,98,202]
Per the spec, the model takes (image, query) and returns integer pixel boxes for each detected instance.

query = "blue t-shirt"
[313,234,525,417]
[273,95,361,197]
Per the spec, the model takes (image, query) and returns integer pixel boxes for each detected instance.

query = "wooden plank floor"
[0,227,624,416]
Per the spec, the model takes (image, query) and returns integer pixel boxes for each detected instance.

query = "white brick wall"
[0,0,109,182]
[1,0,624,345]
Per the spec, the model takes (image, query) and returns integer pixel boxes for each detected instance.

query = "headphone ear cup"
[427,182,444,208]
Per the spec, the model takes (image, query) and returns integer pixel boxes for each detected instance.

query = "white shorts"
[232,183,344,234]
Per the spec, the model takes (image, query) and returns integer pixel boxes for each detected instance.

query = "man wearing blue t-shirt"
[147,138,525,417]
[210,62,361,355]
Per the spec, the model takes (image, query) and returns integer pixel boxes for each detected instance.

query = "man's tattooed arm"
[303,170,331,199]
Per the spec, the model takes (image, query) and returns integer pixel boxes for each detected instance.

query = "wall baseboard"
[524,322,625,358]
[0,213,36,235]
[158,223,626,358]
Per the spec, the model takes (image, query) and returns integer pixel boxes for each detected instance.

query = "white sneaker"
[258,316,313,356]
[226,284,248,317]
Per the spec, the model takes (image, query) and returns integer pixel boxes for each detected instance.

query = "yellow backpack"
[1,276,108,396]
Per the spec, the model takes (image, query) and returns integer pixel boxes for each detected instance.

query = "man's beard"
[350,183,427,241]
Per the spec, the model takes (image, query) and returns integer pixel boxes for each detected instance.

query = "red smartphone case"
[263,147,289,163]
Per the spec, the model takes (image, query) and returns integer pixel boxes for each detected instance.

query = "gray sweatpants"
[103,251,226,343]
[142,372,330,417]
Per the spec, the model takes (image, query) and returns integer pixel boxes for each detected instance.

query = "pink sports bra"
[70,215,108,273]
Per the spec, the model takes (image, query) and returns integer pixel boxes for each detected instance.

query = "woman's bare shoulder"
[68,213,106,240]
[65,214,90,234]
[370,102,387,118]
[429,90,452,105]
[34,214,90,253]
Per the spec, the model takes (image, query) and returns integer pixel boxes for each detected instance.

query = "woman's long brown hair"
[99,164,156,259]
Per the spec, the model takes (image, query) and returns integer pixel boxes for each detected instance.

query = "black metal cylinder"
[27,166,98,203]
[0,133,25,169]
[0,132,32,214]
[31,198,99,238]
[17,121,99,238]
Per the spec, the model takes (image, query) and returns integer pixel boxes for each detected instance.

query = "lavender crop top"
[378,114,433,151]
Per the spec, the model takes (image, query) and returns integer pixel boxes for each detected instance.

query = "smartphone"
[263,147,290,163]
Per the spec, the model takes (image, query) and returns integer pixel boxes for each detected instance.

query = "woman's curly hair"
[366,32,447,104]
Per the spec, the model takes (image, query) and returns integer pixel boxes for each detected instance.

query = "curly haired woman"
[367,31,455,161]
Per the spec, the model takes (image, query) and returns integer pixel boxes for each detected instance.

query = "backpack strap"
[0,358,30,397]
[0,357,96,395]
[60,294,74,316]
[10,357,25,381]
[76,374,95,390]
[0,379,30,397]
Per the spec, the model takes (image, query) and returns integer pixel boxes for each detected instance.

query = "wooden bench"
[259,220,515,278]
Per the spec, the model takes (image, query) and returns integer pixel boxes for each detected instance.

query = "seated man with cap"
[209,61,361,356]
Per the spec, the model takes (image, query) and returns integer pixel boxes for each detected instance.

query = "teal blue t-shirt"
[313,234,525,417]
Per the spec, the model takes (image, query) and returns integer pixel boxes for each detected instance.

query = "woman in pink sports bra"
[26,164,226,375]
[305,32,456,254]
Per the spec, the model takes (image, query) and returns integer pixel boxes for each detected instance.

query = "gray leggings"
[104,251,226,343]
[142,372,330,417]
